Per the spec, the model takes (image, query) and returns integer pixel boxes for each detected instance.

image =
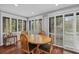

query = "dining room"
[0,4,79,54]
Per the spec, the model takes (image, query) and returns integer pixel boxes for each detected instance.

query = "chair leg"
[30,47,37,54]
[36,44,40,54]
[30,50,33,54]
[39,49,49,54]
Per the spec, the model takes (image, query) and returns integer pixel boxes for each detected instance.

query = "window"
[23,20,26,31]
[35,20,38,33]
[49,17,54,36]
[29,21,31,31]
[64,14,73,32]
[11,18,17,32]
[35,19,42,33]
[3,17,10,32]
[39,19,42,32]
[31,20,35,34]
[18,19,22,31]
[76,13,79,32]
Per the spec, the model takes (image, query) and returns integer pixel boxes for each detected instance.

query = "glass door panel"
[56,15,63,46]
[3,17,10,33]
[11,18,17,32]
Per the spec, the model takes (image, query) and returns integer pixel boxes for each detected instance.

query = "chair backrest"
[50,34,54,44]
[38,31,46,36]
[20,33,29,53]
[21,31,28,35]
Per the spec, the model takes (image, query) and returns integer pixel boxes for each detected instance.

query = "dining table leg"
[36,44,40,54]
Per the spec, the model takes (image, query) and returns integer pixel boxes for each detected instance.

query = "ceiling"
[0,4,76,17]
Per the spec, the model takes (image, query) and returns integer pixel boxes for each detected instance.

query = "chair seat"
[29,43,37,51]
[39,44,50,52]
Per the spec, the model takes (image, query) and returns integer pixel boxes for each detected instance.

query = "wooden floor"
[0,45,21,54]
[0,41,73,54]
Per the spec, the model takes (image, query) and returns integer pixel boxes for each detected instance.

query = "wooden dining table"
[29,34,51,53]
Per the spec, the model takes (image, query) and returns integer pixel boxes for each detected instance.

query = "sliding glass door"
[75,13,79,50]
[56,15,63,46]
[49,17,54,37]
[48,13,79,52]
[64,14,74,49]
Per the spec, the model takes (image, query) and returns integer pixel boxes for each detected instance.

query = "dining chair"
[39,34,54,54]
[38,31,46,36]
[20,33,36,54]
[21,31,28,35]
